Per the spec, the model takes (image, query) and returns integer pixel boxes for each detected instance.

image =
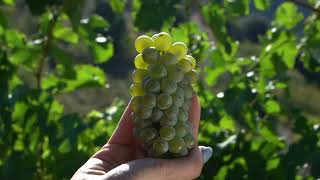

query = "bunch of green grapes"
[130,32,198,158]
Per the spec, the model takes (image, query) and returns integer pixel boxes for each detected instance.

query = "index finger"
[188,95,201,143]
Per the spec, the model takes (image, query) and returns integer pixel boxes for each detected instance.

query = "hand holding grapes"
[71,96,212,180]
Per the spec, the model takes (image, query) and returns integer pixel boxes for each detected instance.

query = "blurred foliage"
[0,0,320,179]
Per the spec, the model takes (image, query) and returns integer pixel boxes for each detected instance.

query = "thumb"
[102,146,212,180]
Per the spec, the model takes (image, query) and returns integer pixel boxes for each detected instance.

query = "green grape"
[139,127,157,143]
[171,89,184,107]
[183,133,195,149]
[164,106,179,119]
[150,108,163,122]
[168,137,185,153]
[183,70,198,84]
[143,78,160,93]
[181,101,189,112]
[159,52,178,66]
[159,126,175,141]
[135,35,154,53]
[175,123,187,137]
[169,42,188,60]
[154,32,172,51]
[177,58,193,73]
[152,138,169,156]
[160,79,177,94]
[132,69,148,83]
[167,66,184,83]
[130,83,145,97]
[142,47,160,64]
[135,106,152,119]
[185,55,196,69]
[157,93,172,110]
[177,110,188,122]
[160,115,177,126]
[151,33,158,40]
[134,117,152,129]
[183,84,194,99]
[143,93,156,108]
[184,119,193,132]
[148,64,167,79]
[177,147,188,157]
[134,54,149,70]
[130,96,143,112]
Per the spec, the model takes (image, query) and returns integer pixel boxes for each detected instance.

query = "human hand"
[71,96,212,180]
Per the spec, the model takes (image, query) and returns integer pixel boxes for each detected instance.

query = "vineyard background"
[0,0,320,179]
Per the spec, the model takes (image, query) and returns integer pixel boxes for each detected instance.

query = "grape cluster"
[130,32,198,158]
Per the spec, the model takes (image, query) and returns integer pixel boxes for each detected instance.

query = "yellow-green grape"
[183,84,193,99]
[183,133,195,149]
[184,120,193,132]
[177,110,188,122]
[134,116,152,129]
[143,78,160,93]
[132,69,148,83]
[177,58,193,73]
[183,70,198,84]
[171,88,184,107]
[185,55,196,69]
[160,115,177,126]
[142,47,160,64]
[168,137,185,153]
[175,123,187,137]
[152,138,169,156]
[143,93,156,108]
[135,35,154,53]
[148,64,167,79]
[135,106,152,119]
[157,93,172,110]
[139,127,157,143]
[164,106,179,119]
[169,42,188,60]
[167,66,184,83]
[150,108,163,122]
[160,79,177,94]
[151,33,158,40]
[160,126,175,141]
[130,96,143,112]
[134,54,149,70]
[130,83,145,97]
[181,99,191,113]
[178,147,188,157]
[154,32,172,51]
[160,52,178,66]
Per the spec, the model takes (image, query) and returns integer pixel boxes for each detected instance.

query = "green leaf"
[88,15,109,29]
[266,158,280,171]
[42,64,107,92]
[63,0,85,30]
[254,0,270,10]
[58,139,71,153]
[224,0,250,16]
[2,0,14,6]
[53,14,79,44]
[260,126,283,147]
[265,100,281,114]
[91,41,114,64]
[275,2,304,29]
[5,29,25,48]
[219,115,236,132]
[108,0,126,13]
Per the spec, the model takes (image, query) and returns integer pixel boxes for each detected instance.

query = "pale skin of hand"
[71,96,203,180]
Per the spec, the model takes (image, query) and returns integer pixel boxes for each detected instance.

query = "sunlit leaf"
[275,2,304,29]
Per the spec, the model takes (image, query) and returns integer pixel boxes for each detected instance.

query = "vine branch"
[35,9,60,89]
[287,0,320,14]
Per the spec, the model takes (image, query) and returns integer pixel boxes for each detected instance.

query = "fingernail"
[200,146,212,164]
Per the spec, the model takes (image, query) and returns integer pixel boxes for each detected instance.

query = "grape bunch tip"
[131,32,198,158]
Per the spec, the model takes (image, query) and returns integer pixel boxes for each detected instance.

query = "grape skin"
[183,70,198,84]
[148,64,167,79]
[130,83,145,97]
[168,137,186,153]
[167,66,184,83]
[160,79,177,94]
[139,127,157,143]
[160,126,175,141]
[143,78,160,93]
[177,58,193,73]
[185,55,196,69]
[154,32,172,51]
[150,108,163,122]
[152,138,169,156]
[183,133,195,149]
[134,54,149,70]
[135,35,154,53]
[132,69,147,83]
[157,93,172,110]
[143,93,156,108]
[169,42,188,60]
[159,52,177,66]
[130,96,143,112]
